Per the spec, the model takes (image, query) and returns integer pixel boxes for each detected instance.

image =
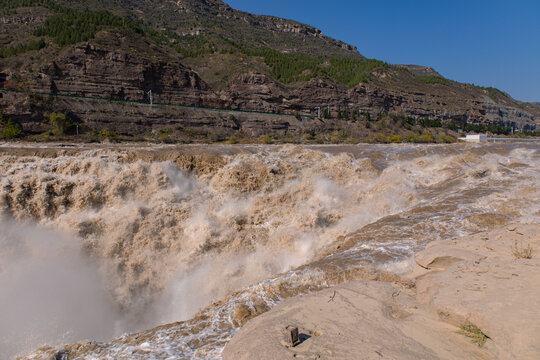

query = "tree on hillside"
[49,112,71,135]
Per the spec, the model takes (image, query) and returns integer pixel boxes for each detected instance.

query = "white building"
[461,134,488,142]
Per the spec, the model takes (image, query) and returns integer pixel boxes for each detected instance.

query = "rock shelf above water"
[224,223,540,360]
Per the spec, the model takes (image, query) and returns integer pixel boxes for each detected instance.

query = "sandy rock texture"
[223,223,540,360]
[414,223,540,359]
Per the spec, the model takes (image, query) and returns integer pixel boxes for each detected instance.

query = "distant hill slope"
[55,0,360,57]
[0,0,537,140]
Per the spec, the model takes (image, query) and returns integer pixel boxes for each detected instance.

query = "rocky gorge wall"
[1,46,537,136]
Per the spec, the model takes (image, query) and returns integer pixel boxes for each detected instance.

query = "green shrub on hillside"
[419,118,442,128]
[0,0,43,10]
[438,134,456,143]
[374,132,388,143]
[462,123,511,135]
[479,86,506,103]
[418,131,436,143]
[522,130,540,137]
[171,34,218,57]
[98,128,118,139]
[34,7,143,46]
[444,122,458,131]
[322,108,332,119]
[231,43,386,87]
[0,38,46,58]
[48,112,72,135]
[330,132,348,143]
[405,131,420,143]
[362,112,371,122]
[418,76,451,85]
[405,131,436,143]
[10,0,386,88]
[257,48,319,83]
[323,58,386,87]
[1,118,22,139]
[388,134,403,143]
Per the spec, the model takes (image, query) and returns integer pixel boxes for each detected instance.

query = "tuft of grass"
[459,324,488,347]
[512,240,534,259]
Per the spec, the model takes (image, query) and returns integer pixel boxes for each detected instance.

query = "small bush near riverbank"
[512,240,534,259]
[1,117,22,139]
[98,128,118,139]
[388,134,403,143]
[458,324,488,347]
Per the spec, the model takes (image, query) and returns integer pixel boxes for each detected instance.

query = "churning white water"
[0,143,538,359]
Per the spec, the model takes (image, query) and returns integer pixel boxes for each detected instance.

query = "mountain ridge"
[0,0,538,141]
[53,0,360,56]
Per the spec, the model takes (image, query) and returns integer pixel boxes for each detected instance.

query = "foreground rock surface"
[223,223,540,360]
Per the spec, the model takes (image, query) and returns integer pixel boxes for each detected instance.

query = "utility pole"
[147,90,153,106]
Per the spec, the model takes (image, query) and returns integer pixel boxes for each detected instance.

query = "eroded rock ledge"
[223,223,540,360]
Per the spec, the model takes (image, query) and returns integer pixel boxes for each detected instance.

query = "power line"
[0,88,318,118]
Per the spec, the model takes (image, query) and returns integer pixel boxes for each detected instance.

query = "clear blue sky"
[225,0,540,102]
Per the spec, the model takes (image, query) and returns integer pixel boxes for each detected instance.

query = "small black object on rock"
[54,350,69,360]
[283,326,300,347]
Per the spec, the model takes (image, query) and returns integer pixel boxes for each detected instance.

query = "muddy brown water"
[0,142,538,359]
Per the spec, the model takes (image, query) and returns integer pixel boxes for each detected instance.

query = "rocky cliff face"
[2,46,537,137]
[221,72,536,129]
[34,44,214,107]
[0,0,537,137]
